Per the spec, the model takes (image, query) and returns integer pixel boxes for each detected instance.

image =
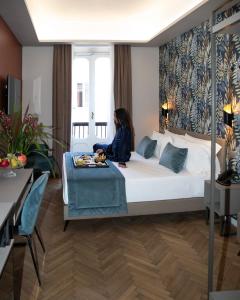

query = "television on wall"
[4,75,21,115]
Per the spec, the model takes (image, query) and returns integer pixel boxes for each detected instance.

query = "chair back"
[18,173,49,235]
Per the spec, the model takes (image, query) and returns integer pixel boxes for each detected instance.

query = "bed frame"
[63,128,226,227]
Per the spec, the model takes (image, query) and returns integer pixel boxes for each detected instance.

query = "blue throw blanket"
[65,152,127,217]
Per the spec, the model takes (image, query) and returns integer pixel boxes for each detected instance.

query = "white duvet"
[63,152,209,205]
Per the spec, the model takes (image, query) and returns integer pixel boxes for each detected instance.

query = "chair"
[16,173,49,285]
[25,143,56,178]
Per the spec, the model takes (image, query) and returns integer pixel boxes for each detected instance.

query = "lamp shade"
[223,104,233,127]
[162,102,168,110]
[162,101,173,117]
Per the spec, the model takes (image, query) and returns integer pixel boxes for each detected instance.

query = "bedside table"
[210,290,240,299]
[204,181,240,237]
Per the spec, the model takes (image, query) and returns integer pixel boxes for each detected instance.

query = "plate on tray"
[72,154,109,168]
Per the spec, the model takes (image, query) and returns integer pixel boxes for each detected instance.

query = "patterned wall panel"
[216,2,240,24]
[159,21,212,133]
[159,20,240,139]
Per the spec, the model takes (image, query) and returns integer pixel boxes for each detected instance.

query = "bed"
[62,128,226,222]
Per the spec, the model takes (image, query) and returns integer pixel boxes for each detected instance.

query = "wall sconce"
[162,101,173,128]
[223,103,235,169]
[162,102,169,118]
[223,104,234,127]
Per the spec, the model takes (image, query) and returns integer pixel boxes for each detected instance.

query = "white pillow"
[151,131,162,159]
[159,135,173,159]
[173,137,221,177]
[151,131,173,160]
[171,137,208,174]
[164,129,186,140]
[164,130,222,176]
[164,130,188,148]
[187,145,212,176]
[184,133,221,176]
[216,158,221,177]
[184,133,222,154]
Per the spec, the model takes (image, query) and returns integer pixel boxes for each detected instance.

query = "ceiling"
[0,0,228,46]
[24,0,206,43]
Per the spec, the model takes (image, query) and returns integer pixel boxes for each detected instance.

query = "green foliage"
[0,106,65,157]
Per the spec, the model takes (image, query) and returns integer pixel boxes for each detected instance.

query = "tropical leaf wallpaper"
[159,18,240,176]
[216,2,240,24]
[159,21,212,134]
[159,21,240,139]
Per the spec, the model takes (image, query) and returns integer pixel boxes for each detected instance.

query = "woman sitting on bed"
[93,108,133,168]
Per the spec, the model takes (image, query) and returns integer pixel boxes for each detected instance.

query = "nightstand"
[210,290,240,299]
[204,181,240,237]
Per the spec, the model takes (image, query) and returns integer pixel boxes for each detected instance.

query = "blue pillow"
[159,142,188,173]
[136,136,157,159]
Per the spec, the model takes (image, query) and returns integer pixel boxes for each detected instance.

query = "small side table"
[204,181,240,237]
[210,290,240,299]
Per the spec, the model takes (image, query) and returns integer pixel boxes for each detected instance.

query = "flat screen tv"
[4,75,21,115]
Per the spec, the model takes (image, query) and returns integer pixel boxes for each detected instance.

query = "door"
[71,47,112,152]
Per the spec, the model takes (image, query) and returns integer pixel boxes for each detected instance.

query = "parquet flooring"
[18,179,240,300]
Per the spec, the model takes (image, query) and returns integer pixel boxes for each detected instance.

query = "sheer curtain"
[107,45,115,143]
[52,44,72,175]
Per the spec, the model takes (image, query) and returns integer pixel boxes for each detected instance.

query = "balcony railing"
[72,122,89,139]
[95,122,107,139]
[72,122,107,139]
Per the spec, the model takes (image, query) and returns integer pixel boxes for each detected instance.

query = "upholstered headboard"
[168,128,226,172]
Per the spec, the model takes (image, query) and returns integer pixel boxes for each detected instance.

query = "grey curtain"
[114,45,132,117]
[52,44,71,175]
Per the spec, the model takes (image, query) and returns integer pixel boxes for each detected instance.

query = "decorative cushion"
[136,136,157,159]
[159,142,188,173]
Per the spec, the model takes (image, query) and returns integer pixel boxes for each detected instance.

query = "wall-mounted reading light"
[161,102,169,118]
[161,101,174,128]
[162,101,174,117]
[223,103,234,127]
[223,103,235,169]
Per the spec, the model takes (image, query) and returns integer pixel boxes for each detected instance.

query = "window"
[71,46,112,152]
[77,83,83,107]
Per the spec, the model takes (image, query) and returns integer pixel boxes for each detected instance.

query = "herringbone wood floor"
[18,179,240,300]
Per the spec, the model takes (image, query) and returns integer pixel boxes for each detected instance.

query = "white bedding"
[63,152,208,205]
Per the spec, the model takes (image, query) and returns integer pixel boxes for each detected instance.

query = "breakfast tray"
[72,154,109,168]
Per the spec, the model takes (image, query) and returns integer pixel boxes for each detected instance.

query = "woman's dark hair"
[115,107,135,150]
[115,108,132,129]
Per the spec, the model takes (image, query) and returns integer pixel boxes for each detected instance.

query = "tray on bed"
[72,154,109,168]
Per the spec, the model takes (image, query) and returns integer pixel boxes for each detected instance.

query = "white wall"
[22,47,53,127]
[131,47,159,147]
[22,46,159,148]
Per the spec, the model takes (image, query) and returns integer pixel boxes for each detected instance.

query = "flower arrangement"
[0,106,63,174]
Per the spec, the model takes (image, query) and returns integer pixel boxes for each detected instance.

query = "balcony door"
[71,46,113,152]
